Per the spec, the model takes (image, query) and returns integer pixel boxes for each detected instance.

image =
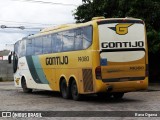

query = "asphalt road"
[0,81,160,120]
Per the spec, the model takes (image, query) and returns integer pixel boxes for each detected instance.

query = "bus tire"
[113,92,124,99]
[71,80,82,101]
[21,77,32,93]
[60,79,70,99]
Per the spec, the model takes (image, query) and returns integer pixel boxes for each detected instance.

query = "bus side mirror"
[8,52,12,64]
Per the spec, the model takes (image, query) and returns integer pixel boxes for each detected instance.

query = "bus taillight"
[95,66,102,79]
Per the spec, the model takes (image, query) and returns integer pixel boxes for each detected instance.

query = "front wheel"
[21,77,32,93]
[71,80,82,101]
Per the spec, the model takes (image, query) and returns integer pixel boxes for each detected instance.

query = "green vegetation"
[74,0,160,82]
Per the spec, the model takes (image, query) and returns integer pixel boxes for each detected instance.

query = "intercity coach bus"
[9,17,148,100]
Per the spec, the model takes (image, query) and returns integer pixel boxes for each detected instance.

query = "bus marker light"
[95,66,102,79]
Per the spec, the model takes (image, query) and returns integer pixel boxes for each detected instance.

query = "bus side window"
[15,41,20,57]
[52,33,63,53]
[82,26,92,49]
[34,37,43,55]
[19,40,26,57]
[51,34,57,53]
[75,28,83,50]
[62,30,74,51]
[26,39,34,56]
[56,33,63,52]
[43,35,52,54]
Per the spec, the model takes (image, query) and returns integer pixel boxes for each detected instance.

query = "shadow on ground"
[18,90,143,104]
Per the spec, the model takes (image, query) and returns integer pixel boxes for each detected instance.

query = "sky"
[0,0,82,51]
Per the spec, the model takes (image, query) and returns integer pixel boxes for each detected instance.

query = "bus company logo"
[109,23,133,35]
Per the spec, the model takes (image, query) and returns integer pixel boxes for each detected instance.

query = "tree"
[74,0,160,82]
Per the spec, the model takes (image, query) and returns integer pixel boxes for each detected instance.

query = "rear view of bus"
[96,18,148,98]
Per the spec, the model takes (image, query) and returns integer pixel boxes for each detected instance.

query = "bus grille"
[82,69,94,92]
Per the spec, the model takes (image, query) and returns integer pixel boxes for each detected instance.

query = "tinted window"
[18,25,92,56]
[51,34,57,52]
[14,41,19,55]
[51,33,63,52]
[75,28,83,50]
[43,35,52,54]
[34,37,43,55]
[62,30,74,51]
[19,40,26,57]
[26,39,34,55]
[82,26,92,49]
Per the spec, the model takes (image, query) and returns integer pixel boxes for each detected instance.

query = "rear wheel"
[113,93,124,99]
[60,79,70,99]
[71,80,82,101]
[21,77,32,93]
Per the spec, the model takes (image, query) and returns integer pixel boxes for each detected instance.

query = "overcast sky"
[0,0,82,51]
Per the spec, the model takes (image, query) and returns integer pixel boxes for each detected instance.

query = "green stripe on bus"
[26,56,42,83]
[32,56,49,84]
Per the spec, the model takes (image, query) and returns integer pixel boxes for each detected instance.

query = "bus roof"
[40,17,143,32]
[40,24,76,33]
[26,17,143,39]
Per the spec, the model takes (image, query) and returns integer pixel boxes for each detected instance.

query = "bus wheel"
[113,93,124,99]
[60,79,70,99]
[71,80,81,101]
[21,77,32,93]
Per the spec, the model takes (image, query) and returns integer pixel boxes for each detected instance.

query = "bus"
[9,17,148,100]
